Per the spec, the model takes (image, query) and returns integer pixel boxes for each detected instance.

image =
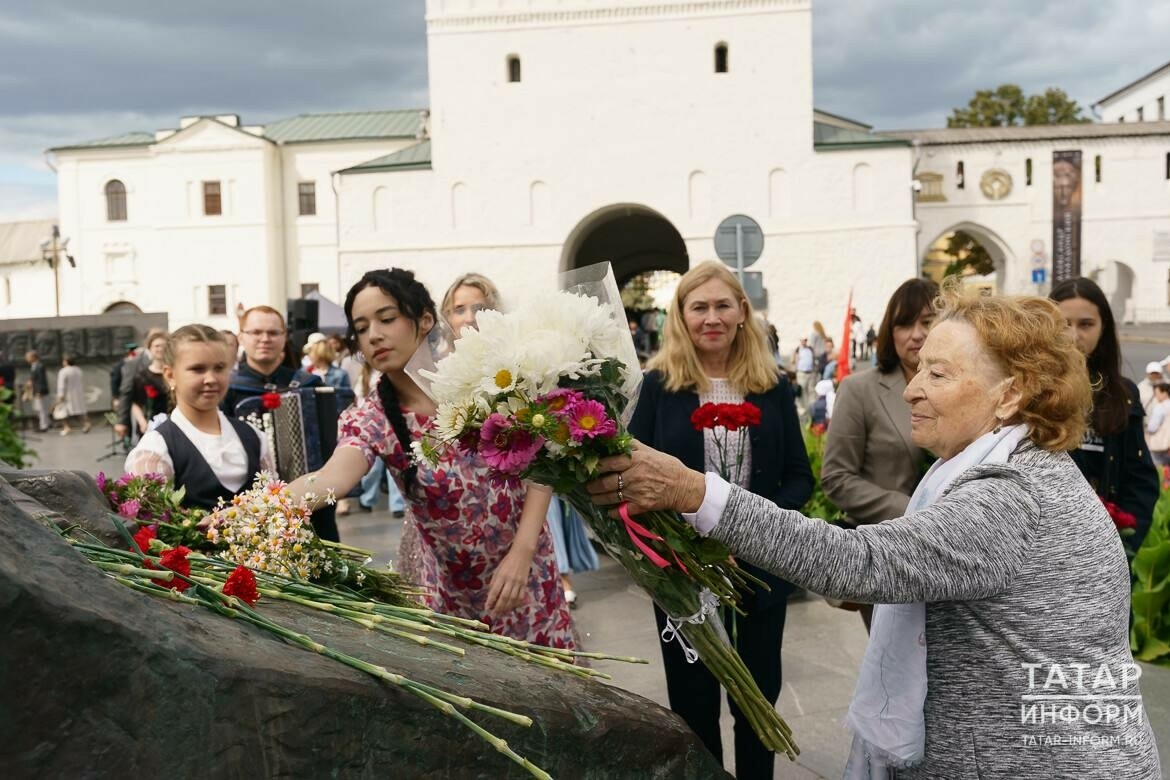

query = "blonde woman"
[629,260,813,779]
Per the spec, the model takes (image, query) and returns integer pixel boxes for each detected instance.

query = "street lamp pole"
[40,225,74,317]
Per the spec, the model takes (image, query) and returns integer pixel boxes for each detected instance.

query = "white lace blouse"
[123,408,274,493]
[698,378,753,488]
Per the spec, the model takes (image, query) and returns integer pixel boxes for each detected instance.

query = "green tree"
[947,84,1025,128]
[1023,87,1092,126]
[947,84,1090,127]
[941,230,996,278]
[620,273,655,310]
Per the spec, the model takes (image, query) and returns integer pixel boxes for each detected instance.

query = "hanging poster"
[1052,150,1082,282]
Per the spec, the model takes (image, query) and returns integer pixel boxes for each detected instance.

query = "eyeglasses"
[242,329,286,339]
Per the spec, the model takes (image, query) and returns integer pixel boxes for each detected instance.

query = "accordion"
[235,386,356,482]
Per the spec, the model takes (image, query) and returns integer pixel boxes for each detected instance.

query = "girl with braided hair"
[288,269,574,648]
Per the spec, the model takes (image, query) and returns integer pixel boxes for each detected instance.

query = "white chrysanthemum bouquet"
[415,281,798,759]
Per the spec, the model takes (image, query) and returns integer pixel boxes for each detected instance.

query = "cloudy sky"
[2,0,1168,223]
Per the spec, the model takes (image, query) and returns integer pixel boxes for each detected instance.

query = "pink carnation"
[478,413,544,475]
[118,499,142,519]
[566,399,617,442]
[95,472,107,492]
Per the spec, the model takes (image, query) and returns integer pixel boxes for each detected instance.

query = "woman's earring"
[738,323,744,330]
[993,417,1003,434]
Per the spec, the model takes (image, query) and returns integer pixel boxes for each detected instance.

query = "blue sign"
[1031,268,1047,284]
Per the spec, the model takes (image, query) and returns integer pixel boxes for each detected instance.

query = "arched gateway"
[560,204,688,286]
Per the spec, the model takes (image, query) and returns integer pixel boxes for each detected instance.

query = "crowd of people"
[8,262,1164,776]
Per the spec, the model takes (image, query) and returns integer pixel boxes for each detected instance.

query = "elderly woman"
[631,260,812,779]
[822,278,937,630]
[589,291,1159,778]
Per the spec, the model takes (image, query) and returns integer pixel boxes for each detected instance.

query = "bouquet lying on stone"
[88,471,641,778]
[97,471,208,548]
[414,269,798,759]
[98,471,408,605]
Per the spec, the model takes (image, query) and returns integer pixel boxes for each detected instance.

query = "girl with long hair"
[288,268,573,648]
[1050,277,1159,552]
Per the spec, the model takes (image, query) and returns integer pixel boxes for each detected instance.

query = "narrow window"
[1164,152,1169,180]
[1025,158,1032,186]
[300,283,319,297]
[507,54,521,83]
[1160,97,1166,121]
[298,181,316,216]
[208,284,227,315]
[956,161,965,190]
[203,181,222,216]
[105,180,127,221]
[1094,155,1102,183]
[714,43,729,73]
[1137,106,1145,122]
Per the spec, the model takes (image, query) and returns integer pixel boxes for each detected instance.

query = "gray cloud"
[813,0,1170,129]
[2,1,1169,222]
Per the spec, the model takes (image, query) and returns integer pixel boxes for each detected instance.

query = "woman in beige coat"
[821,278,937,629]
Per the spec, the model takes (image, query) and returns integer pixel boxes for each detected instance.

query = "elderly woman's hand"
[586,440,707,516]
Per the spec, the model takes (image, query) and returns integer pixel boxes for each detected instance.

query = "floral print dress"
[338,391,574,648]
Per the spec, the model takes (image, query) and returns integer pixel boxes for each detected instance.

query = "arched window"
[956,161,965,190]
[714,43,729,73]
[105,179,127,221]
[507,54,521,83]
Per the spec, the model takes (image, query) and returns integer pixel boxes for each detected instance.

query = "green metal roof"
[341,140,432,173]
[263,110,424,143]
[813,120,910,150]
[50,131,155,152]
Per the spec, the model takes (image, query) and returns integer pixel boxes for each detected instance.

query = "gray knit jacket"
[711,443,1161,779]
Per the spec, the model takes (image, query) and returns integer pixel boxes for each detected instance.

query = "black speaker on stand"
[286,298,320,362]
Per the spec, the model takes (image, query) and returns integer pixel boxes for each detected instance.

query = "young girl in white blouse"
[124,325,274,510]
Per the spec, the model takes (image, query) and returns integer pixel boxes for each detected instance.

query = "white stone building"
[36,0,1170,341]
[886,122,1170,321]
[335,0,917,343]
[0,219,61,319]
[48,112,424,329]
[1094,59,1170,124]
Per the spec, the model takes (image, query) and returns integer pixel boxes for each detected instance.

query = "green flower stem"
[113,575,201,604]
[319,539,376,556]
[97,562,173,580]
[407,686,552,780]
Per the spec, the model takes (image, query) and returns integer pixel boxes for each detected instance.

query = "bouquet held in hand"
[416,281,798,758]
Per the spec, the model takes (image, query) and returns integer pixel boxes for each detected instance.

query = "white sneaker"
[564,589,577,608]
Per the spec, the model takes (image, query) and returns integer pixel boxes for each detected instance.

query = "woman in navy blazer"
[627,261,813,779]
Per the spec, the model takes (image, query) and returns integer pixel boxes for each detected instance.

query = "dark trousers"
[653,599,787,779]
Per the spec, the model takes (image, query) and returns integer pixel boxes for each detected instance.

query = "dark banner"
[1052,150,1082,283]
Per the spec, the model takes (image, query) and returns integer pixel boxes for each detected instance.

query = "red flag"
[836,289,853,382]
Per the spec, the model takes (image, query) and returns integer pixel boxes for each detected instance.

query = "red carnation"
[690,403,720,431]
[222,565,260,606]
[156,545,193,592]
[144,384,159,400]
[260,392,282,411]
[131,525,157,554]
[738,402,762,428]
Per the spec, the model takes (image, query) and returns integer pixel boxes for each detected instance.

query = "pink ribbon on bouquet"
[618,503,689,573]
